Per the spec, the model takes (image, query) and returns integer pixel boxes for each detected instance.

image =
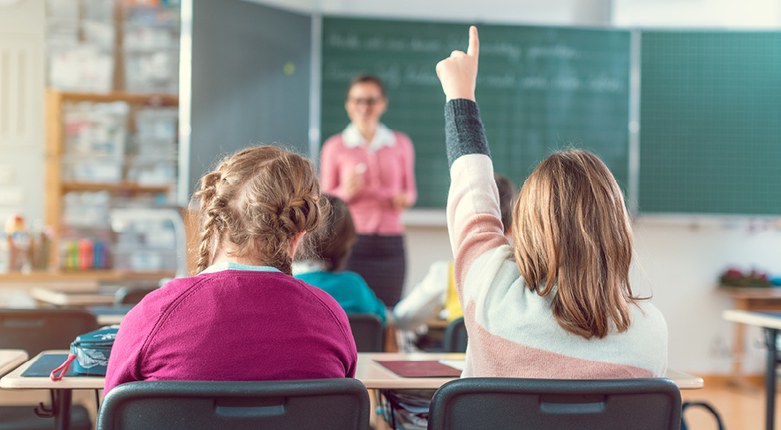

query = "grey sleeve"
[444,99,491,167]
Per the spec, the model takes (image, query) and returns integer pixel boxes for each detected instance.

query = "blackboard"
[639,31,781,215]
[321,17,631,208]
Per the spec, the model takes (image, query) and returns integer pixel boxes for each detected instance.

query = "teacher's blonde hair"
[512,149,638,339]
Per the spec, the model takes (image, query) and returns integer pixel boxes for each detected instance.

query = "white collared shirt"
[342,123,396,151]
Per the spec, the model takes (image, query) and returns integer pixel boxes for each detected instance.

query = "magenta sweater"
[104,268,357,393]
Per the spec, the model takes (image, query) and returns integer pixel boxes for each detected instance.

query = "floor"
[681,376,769,430]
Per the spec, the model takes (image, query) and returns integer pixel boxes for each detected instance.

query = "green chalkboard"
[640,31,781,215]
[321,17,631,208]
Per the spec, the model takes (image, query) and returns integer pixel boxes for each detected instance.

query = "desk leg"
[53,389,72,430]
[764,328,778,430]
[732,298,749,385]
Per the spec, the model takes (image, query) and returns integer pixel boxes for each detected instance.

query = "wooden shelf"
[44,89,181,272]
[61,181,170,194]
[54,91,178,106]
[0,270,175,289]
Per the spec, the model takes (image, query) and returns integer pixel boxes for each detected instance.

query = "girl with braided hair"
[105,146,357,393]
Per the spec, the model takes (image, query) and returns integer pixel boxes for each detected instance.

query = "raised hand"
[435,26,479,101]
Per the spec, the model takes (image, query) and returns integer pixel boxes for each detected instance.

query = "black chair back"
[347,313,384,352]
[443,317,467,353]
[97,379,371,430]
[0,308,99,356]
[428,377,682,430]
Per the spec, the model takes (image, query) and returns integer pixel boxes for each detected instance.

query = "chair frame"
[0,308,99,356]
[98,379,371,430]
[428,377,682,430]
[442,317,467,353]
[347,313,384,352]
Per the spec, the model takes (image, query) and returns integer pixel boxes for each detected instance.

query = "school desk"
[356,352,703,390]
[0,351,102,430]
[0,349,28,377]
[30,286,118,307]
[87,305,133,325]
[0,350,704,430]
[723,309,781,430]
[721,287,781,384]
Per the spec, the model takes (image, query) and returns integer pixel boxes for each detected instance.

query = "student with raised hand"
[436,26,667,378]
[104,146,357,393]
[293,194,388,325]
[393,174,515,333]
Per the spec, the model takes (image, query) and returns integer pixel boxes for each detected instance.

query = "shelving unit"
[44,89,179,275]
[0,270,174,289]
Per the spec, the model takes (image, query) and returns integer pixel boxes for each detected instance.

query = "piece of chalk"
[355,163,367,174]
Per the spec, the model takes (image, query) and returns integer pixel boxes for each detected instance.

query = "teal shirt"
[295,270,387,325]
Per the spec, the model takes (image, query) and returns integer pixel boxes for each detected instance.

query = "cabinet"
[43,89,180,278]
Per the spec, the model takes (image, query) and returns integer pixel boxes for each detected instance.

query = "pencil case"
[72,325,118,376]
[51,325,119,379]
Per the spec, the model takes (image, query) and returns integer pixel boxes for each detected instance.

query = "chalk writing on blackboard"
[325,32,577,63]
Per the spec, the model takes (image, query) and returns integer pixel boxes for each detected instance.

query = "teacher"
[320,74,417,307]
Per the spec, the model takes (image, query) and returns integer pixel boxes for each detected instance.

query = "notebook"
[375,360,463,378]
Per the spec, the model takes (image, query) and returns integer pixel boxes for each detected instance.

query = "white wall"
[0,0,45,229]
[252,0,781,375]
[613,0,781,28]
[256,0,613,25]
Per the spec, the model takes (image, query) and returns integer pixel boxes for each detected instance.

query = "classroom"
[1,0,781,429]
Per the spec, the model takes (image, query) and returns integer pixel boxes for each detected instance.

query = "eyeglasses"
[348,97,384,107]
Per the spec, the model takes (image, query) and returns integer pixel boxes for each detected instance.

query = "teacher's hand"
[343,169,364,200]
[435,26,479,102]
[392,193,410,210]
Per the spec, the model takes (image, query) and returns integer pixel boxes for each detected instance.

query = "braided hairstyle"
[193,146,323,274]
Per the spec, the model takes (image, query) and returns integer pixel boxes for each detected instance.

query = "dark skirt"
[346,234,406,307]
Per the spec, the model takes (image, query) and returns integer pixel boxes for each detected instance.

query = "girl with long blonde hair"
[435,27,667,378]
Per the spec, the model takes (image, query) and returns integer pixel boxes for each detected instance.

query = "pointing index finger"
[467,25,479,57]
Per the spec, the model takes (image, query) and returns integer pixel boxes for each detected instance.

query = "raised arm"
[436,27,507,292]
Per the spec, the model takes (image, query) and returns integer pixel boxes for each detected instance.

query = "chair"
[442,317,467,353]
[0,308,99,430]
[428,377,682,430]
[97,379,371,430]
[348,313,384,352]
[114,285,157,305]
[0,308,99,357]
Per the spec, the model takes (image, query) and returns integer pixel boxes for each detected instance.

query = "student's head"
[193,145,323,275]
[511,149,634,340]
[494,173,516,235]
[345,74,387,131]
[298,194,356,272]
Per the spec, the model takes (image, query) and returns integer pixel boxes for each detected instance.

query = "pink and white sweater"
[444,99,668,379]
